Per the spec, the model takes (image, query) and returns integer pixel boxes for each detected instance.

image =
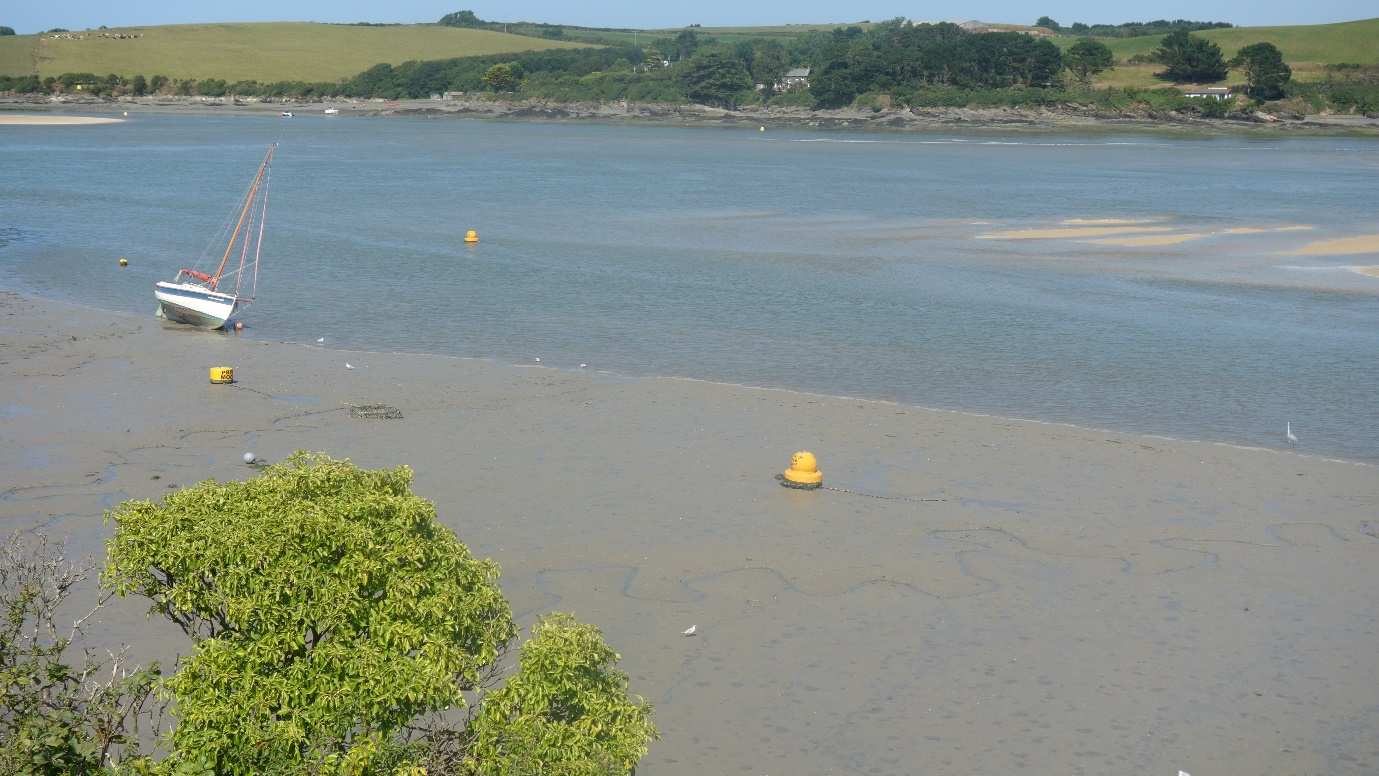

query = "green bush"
[104,452,656,774]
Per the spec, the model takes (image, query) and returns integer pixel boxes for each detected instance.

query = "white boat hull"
[154,282,239,329]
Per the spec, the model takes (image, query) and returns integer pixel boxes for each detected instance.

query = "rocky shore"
[5,93,1377,134]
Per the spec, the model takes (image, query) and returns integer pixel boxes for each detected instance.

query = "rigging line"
[210,145,274,289]
[193,159,266,273]
[251,166,270,300]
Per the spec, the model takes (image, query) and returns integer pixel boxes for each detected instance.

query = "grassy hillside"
[0,22,591,82]
[1055,17,1379,88]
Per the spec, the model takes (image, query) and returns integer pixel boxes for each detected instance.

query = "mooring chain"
[820,485,947,503]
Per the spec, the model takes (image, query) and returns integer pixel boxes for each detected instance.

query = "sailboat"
[154,144,275,329]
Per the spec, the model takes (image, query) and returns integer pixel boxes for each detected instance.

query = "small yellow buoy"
[781,450,822,489]
[118,257,128,267]
[209,366,234,384]
[464,229,479,244]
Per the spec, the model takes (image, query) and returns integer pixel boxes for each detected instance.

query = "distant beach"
[0,113,123,125]
[4,95,1378,135]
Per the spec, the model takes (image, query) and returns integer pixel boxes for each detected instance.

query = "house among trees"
[778,67,811,91]
[1181,86,1234,100]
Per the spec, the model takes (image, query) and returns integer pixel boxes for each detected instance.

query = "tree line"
[1035,16,1232,37]
[0,26,1353,114]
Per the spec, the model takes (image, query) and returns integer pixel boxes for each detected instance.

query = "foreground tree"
[1,533,159,774]
[105,452,655,773]
[0,26,16,36]
[1230,41,1291,100]
[681,49,752,109]
[1154,30,1228,82]
[1064,38,1114,87]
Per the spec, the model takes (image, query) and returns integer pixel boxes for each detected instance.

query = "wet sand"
[976,225,1176,240]
[0,114,123,125]
[1084,233,1207,247]
[1289,235,1379,256]
[3,292,1378,775]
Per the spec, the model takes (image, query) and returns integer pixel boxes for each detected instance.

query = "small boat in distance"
[280,111,294,117]
[324,108,340,115]
[154,144,275,329]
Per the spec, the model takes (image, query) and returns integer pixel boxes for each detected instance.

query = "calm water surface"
[3,114,1378,458]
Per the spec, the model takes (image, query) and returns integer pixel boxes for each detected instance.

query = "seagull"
[345,362,355,370]
[681,625,697,637]
[1286,421,1298,447]
[316,337,325,343]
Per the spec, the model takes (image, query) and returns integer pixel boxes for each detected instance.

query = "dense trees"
[481,62,521,91]
[806,22,1064,107]
[1231,42,1292,99]
[1036,16,1060,30]
[1062,19,1232,38]
[1154,30,1228,82]
[0,26,16,36]
[438,9,483,27]
[1065,38,1115,86]
[681,49,752,107]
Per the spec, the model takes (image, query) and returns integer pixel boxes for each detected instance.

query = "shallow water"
[3,114,1378,458]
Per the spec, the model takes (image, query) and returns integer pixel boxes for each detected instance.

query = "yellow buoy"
[464,229,479,244]
[118,257,128,267]
[781,450,822,489]
[209,366,234,384]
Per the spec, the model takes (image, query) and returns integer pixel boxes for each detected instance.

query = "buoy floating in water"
[781,450,823,490]
[233,321,244,331]
[464,229,479,244]
[759,126,765,132]
[118,256,128,267]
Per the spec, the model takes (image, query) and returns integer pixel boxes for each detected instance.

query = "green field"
[0,22,590,82]
[1054,17,1379,87]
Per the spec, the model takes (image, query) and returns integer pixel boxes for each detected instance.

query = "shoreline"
[5,290,1379,774]
[5,94,1378,136]
[13,290,1366,466]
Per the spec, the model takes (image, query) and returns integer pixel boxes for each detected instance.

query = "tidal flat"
[4,293,1378,774]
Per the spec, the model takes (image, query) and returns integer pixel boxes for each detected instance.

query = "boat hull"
[154,282,238,329]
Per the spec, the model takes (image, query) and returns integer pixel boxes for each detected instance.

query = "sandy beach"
[0,114,124,125]
[3,291,1378,774]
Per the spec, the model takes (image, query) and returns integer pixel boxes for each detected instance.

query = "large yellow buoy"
[781,450,822,489]
[209,367,234,384]
[464,229,479,244]
[118,257,128,267]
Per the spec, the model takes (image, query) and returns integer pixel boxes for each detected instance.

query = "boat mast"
[209,144,275,291]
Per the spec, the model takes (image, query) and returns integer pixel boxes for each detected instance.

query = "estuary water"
[3,113,1378,459]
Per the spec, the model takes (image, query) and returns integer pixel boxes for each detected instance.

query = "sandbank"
[1352,265,1379,278]
[1060,217,1163,226]
[0,114,123,125]
[977,225,1176,240]
[3,292,1378,775]
[1084,232,1207,247]
[1288,234,1379,256]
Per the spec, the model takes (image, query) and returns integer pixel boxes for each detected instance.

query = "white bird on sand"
[345,362,355,370]
[681,625,697,637]
[316,337,325,343]
[1286,421,1298,447]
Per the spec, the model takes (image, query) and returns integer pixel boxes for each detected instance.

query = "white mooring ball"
[243,452,256,464]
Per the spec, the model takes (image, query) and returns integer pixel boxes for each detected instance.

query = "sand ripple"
[0,115,124,126]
